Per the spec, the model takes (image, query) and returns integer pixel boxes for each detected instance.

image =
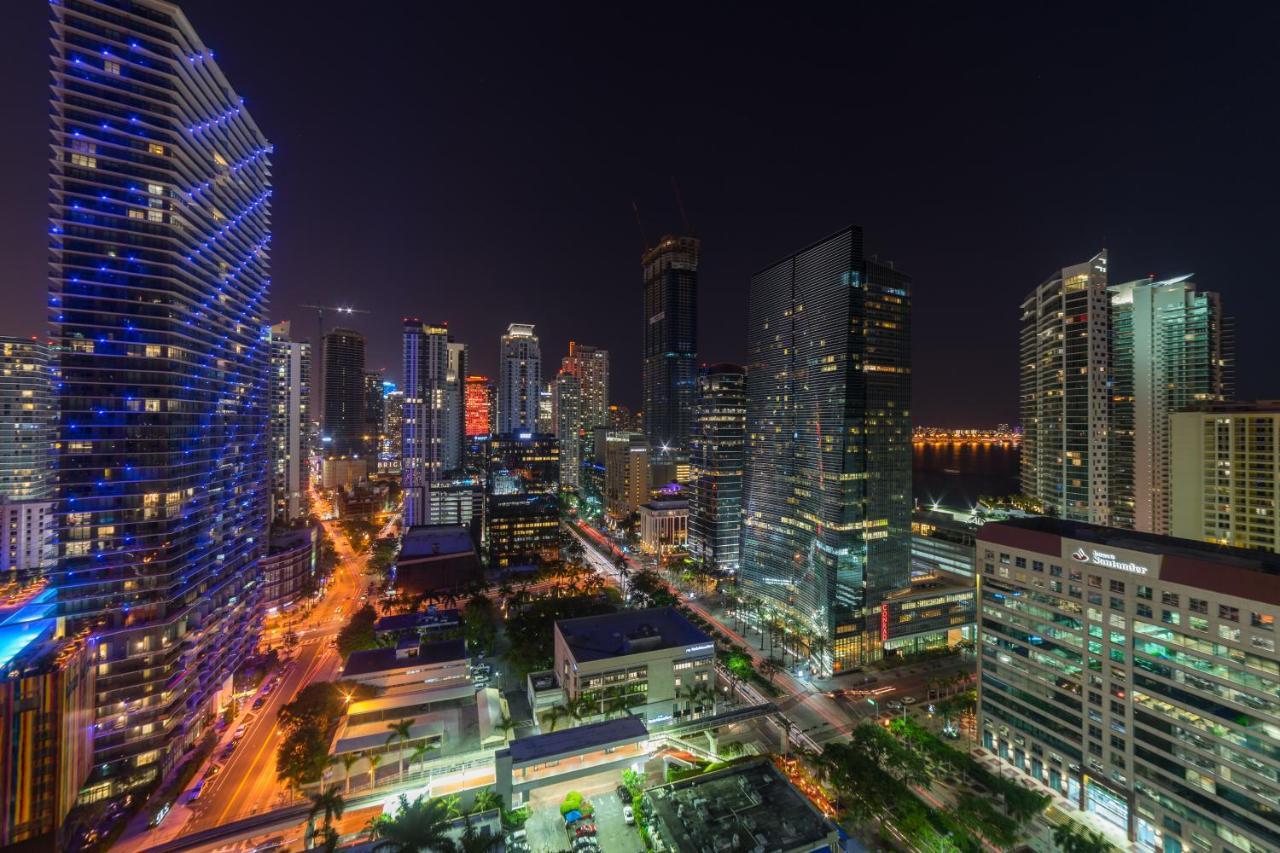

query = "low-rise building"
[393,525,481,597]
[977,517,1280,853]
[525,670,565,722]
[321,456,368,490]
[340,638,470,692]
[638,500,688,557]
[911,508,977,579]
[644,758,839,853]
[554,607,715,726]
[373,608,462,644]
[879,576,975,656]
[261,526,317,611]
[0,497,53,575]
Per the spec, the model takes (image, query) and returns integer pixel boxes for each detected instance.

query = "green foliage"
[629,570,678,607]
[276,681,376,787]
[463,593,498,655]
[369,537,399,574]
[1053,820,1116,852]
[367,793,455,852]
[559,790,585,815]
[506,594,617,677]
[336,603,381,659]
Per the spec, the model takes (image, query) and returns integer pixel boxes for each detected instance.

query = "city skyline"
[5,3,1280,422]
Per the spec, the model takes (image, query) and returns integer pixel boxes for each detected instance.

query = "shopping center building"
[976,517,1280,853]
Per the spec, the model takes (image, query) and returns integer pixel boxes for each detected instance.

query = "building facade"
[464,375,492,438]
[261,526,317,612]
[49,0,271,795]
[269,322,310,524]
[555,371,582,490]
[497,324,541,435]
[741,226,912,671]
[604,431,649,517]
[0,337,55,576]
[977,517,1280,853]
[1109,276,1230,534]
[1170,402,1280,553]
[363,370,385,456]
[381,386,403,474]
[687,363,745,575]
[444,341,468,473]
[1020,251,1111,524]
[402,320,449,527]
[322,328,367,456]
[561,342,609,440]
[638,500,688,557]
[642,236,699,451]
[485,433,559,567]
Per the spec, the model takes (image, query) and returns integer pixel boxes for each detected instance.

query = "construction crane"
[298,304,370,348]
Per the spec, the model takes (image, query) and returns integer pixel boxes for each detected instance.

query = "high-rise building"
[604,431,649,516]
[1170,401,1280,552]
[0,337,55,576]
[537,381,555,436]
[497,324,541,435]
[555,371,582,489]
[688,363,745,575]
[485,433,559,567]
[269,322,310,524]
[363,369,385,456]
[561,341,610,434]
[642,236,698,451]
[976,517,1280,853]
[464,375,493,438]
[323,328,367,456]
[609,403,641,432]
[402,320,449,527]
[741,227,911,671]
[49,0,271,795]
[1020,251,1110,524]
[1109,275,1230,533]
[444,341,468,472]
[381,385,403,474]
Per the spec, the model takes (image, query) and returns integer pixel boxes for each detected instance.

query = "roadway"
[115,488,378,851]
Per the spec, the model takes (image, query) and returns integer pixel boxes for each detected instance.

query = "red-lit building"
[465,375,493,437]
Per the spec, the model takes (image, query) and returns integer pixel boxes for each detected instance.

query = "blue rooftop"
[556,607,712,663]
[506,715,648,764]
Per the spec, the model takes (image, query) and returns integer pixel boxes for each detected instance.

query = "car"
[220,742,237,761]
[233,724,248,739]
[886,700,903,712]
[623,805,635,825]
[616,785,631,804]
[188,779,205,802]
[203,764,221,781]
[149,802,172,828]
[902,696,918,705]
[252,696,267,710]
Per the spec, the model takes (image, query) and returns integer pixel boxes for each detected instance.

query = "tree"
[758,657,780,685]
[367,751,383,790]
[455,814,502,853]
[463,593,498,655]
[386,719,414,780]
[333,752,361,793]
[1053,821,1115,853]
[307,785,345,848]
[540,704,567,733]
[408,741,438,778]
[470,788,503,815]
[368,794,456,853]
[336,604,381,659]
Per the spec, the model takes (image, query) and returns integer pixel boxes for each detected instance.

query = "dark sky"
[3,3,1278,423]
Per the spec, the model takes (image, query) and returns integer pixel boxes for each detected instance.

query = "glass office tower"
[741,227,912,671]
[688,364,745,575]
[402,320,449,527]
[49,0,271,795]
[322,327,367,455]
[643,236,699,451]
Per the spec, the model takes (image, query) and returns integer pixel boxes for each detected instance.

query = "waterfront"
[913,442,1019,512]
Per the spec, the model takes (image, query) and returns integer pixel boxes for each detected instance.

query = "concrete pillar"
[705,729,718,756]
[495,749,513,807]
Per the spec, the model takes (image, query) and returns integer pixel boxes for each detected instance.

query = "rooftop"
[342,638,468,678]
[399,525,475,560]
[505,715,648,764]
[374,609,461,634]
[640,500,688,512]
[556,607,712,663]
[645,759,837,853]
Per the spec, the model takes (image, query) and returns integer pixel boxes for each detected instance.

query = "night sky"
[2,3,1278,423]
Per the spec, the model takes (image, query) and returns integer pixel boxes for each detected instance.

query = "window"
[1252,636,1276,652]
[1110,597,1125,613]
[104,60,121,75]
[1189,597,1208,614]
[999,553,1010,564]
[1161,610,1180,626]
[1050,565,1063,578]
[70,139,96,168]
[1015,557,1026,568]
[1088,575,1102,589]
[1218,624,1241,642]
[128,209,144,220]
[1109,579,1126,594]
[1033,561,1044,573]
[1161,592,1180,607]
[1136,585,1152,600]
[147,183,164,196]
[1251,612,1274,631]
[148,143,165,156]
[1219,605,1239,622]
[1189,615,1208,633]
[147,209,163,223]
[1136,604,1152,619]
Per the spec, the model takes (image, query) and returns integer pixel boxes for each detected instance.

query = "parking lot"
[523,773,643,853]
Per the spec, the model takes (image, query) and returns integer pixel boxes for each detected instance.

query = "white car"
[623,805,635,825]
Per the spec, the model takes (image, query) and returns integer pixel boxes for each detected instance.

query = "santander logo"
[1071,548,1089,562]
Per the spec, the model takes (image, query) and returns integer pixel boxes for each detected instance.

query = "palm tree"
[408,740,437,778]
[470,787,504,815]
[307,785,345,848]
[386,718,414,780]
[759,657,780,685]
[809,634,831,677]
[366,751,383,790]
[316,825,341,853]
[332,752,361,794]
[496,713,516,741]
[368,794,455,853]
[540,704,567,733]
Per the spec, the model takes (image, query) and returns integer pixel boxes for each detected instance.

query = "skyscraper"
[444,341,468,472]
[643,236,698,451]
[0,337,55,576]
[1108,275,1230,533]
[741,227,912,671]
[604,431,649,516]
[323,327,367,456]
[402,320,449,527]
[381,385,403,474]
[363,369,385,455]
[49,0,271,795]
[555,371,582,489]
[1019,251,1110,524]
[561,342,610,434]
[497,323,541,435]
[464,375,493,438]
[485,433,559,567]
[688,364,745,575]
[269,322,310,524]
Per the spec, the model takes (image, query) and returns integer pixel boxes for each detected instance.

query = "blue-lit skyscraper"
[48,0,271,796]
[643,236,699,451]
[741,227,912,672]
[688,363,745,575]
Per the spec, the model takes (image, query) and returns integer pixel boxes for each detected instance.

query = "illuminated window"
[70,139,97,168]
[128,208,144,220]
[148,143,165,156]
[105,60,121,75]
[147,209,163,223]
[147,183,163,195]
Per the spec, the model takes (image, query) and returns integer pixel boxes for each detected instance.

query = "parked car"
[149,802,172,828]
[233,724,248,739]
[252,696,267,710]
[616,785,631,804]
[188,780,205,802]
[623,804,635,825]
